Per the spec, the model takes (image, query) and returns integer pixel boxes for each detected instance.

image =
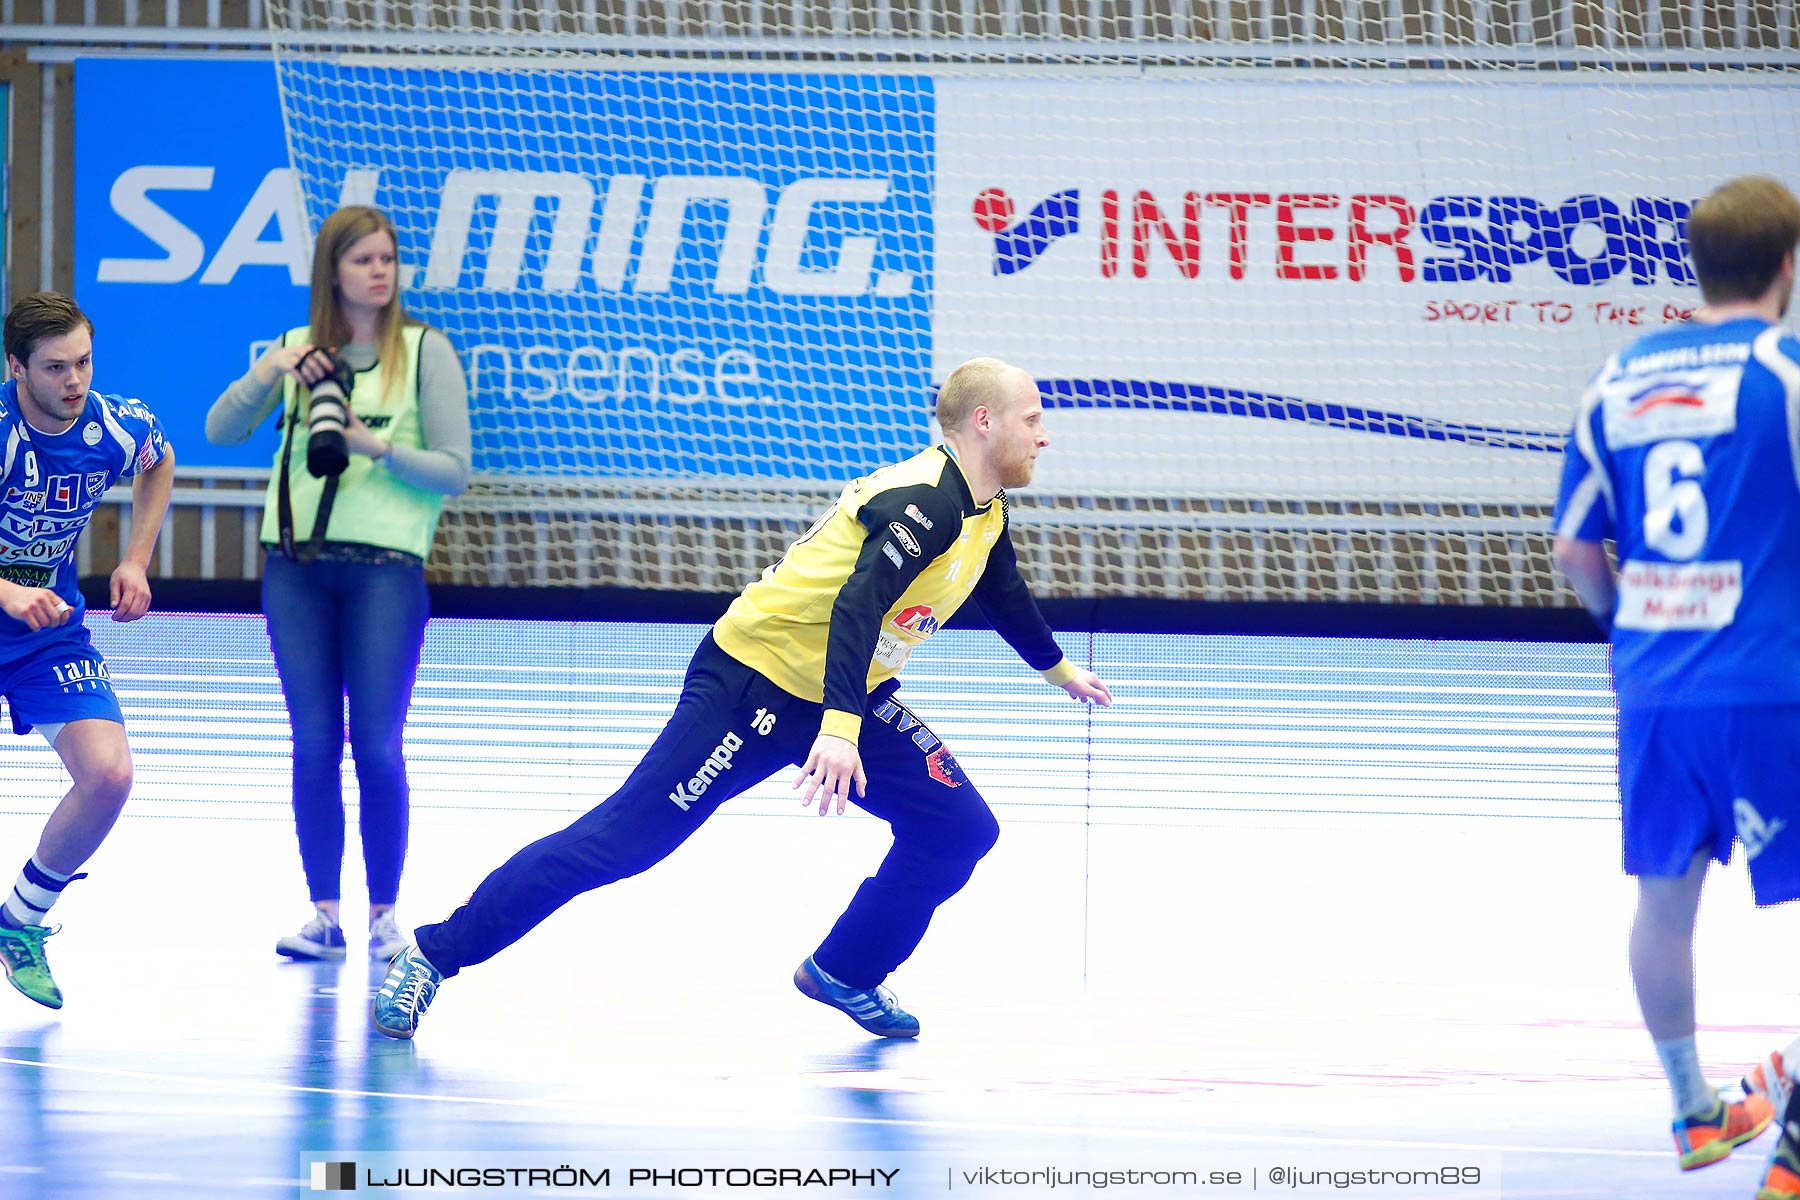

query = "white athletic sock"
[1,856,76,929]
[1780,1035,1800,1082]
[1655,1035,1715,1118]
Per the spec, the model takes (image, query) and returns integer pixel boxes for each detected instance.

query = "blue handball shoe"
[794,955,920,1038]
[372,945,442,1040]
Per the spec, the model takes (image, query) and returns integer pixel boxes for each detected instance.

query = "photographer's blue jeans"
[263,552,429,907]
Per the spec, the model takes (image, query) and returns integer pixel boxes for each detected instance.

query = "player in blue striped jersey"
[0,293,175,1011]
[1552,177,1800,1189]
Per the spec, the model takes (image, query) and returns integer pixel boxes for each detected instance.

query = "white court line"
[0,1056,1664,1159]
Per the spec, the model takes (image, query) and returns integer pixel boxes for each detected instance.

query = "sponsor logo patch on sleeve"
[888,522,922,556]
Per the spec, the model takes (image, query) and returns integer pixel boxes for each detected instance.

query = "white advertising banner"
[935,74,1798,502]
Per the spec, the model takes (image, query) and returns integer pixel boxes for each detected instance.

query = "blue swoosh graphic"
[994,190,1082,276]
[1035,379,1564,453]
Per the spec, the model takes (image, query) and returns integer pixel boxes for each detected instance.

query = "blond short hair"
[1688,176,1800,304]
[936,357,1024,433]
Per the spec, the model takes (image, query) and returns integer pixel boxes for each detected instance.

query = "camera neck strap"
[275,389,342,564]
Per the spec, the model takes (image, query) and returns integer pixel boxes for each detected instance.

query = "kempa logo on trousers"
[311,1162,356,1191]
[1736,798,1787,860]
[669,732,743,810]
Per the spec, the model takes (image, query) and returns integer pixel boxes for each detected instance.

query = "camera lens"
[303,349,356,479]
[306,376,351,478]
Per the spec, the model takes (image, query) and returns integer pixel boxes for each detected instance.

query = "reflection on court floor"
[0,614,1795,1198]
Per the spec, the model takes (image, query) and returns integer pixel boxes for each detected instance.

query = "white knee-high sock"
[1,857,77,930]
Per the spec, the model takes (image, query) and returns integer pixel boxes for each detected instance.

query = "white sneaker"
[276,909,347,961]
[368,912,406,962]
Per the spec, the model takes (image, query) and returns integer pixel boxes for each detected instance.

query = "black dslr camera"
[296,347,355,478]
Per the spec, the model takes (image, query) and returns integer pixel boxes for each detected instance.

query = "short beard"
[1000,457,1035,489]
[21,379,81,423]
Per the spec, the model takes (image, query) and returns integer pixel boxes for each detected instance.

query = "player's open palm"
[1062,669,1113,706]
[796,733,866,815]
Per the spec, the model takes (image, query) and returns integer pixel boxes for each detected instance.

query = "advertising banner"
[935,76,1792,501]
[76,61,1794,502]
[75,59,306,470]
[77,61,935,478]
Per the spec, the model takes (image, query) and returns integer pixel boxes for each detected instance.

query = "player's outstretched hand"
[795,733,866,816]
[109,562,152,622]
[1061,670,1113,706]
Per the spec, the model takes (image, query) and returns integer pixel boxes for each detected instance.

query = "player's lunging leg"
[0,720,134,1009]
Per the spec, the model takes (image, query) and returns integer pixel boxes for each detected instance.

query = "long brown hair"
[308,206,417,404]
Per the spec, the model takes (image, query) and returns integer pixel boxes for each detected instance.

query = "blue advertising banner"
[278,65,935,479]
[75,58,304,471]
[77,58,936,477]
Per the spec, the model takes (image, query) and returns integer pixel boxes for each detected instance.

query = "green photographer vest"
[260,324,444,560]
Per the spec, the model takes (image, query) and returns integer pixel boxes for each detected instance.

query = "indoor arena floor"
[0,613,1795,1200]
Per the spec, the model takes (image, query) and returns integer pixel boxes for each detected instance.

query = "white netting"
[264,0,1800,603]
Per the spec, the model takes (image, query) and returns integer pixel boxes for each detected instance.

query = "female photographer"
[206,206,470,963]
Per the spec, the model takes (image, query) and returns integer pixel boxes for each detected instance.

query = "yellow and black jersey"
[713,446,1077,743]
